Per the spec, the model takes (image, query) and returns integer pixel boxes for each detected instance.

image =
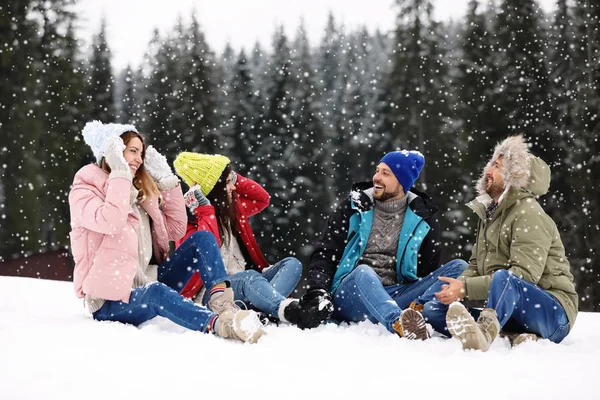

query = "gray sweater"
[359,196,408,286]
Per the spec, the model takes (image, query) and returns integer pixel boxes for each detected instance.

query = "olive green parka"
[460,137,578,330]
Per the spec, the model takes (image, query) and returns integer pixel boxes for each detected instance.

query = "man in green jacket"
[422,135,578,351]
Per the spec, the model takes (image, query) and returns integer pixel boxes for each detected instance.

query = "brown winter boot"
[208,287,240,315]
[392,308,430,340]
[214,310,265,344]
[446,303,500,352]
[407,301,424,313]
[500,331,540,347]
[512,333,539,346]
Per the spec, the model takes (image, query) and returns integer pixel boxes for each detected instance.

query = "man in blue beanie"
[301,150,467,339]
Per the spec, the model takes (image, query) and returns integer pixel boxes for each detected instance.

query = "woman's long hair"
[100,131,160,202]
[207,164,237,244]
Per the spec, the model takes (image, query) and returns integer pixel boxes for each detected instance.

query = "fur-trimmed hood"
[476,135,550,197]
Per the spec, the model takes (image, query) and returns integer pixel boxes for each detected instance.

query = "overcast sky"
[75,0,556,70]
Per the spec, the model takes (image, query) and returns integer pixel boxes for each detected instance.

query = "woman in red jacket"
[174,152,317,328]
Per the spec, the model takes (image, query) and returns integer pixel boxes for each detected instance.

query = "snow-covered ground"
[1,276,598,400]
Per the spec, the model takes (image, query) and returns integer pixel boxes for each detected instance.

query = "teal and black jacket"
[307,182,442,294]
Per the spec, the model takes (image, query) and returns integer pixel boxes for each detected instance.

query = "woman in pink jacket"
[68,121,264,343]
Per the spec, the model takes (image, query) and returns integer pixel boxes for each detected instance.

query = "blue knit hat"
[380,150,425,191]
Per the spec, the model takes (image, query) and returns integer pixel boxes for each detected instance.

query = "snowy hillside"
[1,276,598,400]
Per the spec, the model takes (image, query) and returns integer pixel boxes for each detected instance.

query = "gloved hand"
[296,288,334,329]
[144,146,174,182]
[103,136,129,175]
[184,184,210,213]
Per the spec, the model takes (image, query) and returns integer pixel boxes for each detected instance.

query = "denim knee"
[279,257,302,277]
[490,269,511,286]
[143,281,173,299]
[134,282,178,313]
[440,259,468,278]
[244,269,263,282]
[349,264,377,278]
[187,230,219,248]
[351,265,380,284]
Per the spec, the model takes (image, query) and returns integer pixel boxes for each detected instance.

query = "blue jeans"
[158,231,229,291]
[93,231,229,331]
[332,259,467,333]
[217,257,302,317]
[422,268,570,343]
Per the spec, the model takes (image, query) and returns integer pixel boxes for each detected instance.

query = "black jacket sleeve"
[416,212,442,277]
[307,200,353,292]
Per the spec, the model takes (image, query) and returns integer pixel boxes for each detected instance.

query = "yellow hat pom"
[174,152,231,195]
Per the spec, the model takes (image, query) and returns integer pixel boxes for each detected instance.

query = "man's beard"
[486,179,504,200]
[374,185,402,202]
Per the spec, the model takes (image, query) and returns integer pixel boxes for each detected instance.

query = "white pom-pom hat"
[82,120,139,162]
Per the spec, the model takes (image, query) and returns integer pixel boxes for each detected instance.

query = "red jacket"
[175,175,270,295]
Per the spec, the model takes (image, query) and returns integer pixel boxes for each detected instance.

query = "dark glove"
[184,184,210,213]
[295,288,334,329]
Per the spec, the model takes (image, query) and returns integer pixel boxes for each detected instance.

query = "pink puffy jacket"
[68,164,186,303]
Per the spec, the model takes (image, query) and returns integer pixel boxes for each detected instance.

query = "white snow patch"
[0,276,598,399]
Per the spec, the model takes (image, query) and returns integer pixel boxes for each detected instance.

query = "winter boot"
[500,331,540,347]
[407,300,424,313]
[214,310,265,344]
[446,303,500,352]
[208,287,240,315]
[278,298,327,330]
[512,333,539,346]
[392,308,430,340]
[278,299,303,325]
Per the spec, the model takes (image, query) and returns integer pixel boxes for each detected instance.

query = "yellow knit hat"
[174,152,231,195]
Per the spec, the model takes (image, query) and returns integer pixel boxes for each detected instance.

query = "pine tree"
[142,28,182,159]
[225,50,260,175]
[0,0,43,257]
[118,65,141,125]
[316,14,347,201]
[390,0,452,177]
[566,0,600,309]
[85,18,116,122]
[249,41,268,95]
[491,0,555,162]
[178,15,221,154]
[35,0,89,250]
[367,31,396,172]
[220,42,236,90]
[390,0,459,258]
[318,13,343,127]
[457,0,500,181]
[339,29,379,182]
[284,25,331,259]
[214,43,236,144]
[252,26,296,260]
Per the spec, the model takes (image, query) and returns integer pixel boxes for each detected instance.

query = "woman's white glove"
[144,146,174,182]
[103,136,129,175]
